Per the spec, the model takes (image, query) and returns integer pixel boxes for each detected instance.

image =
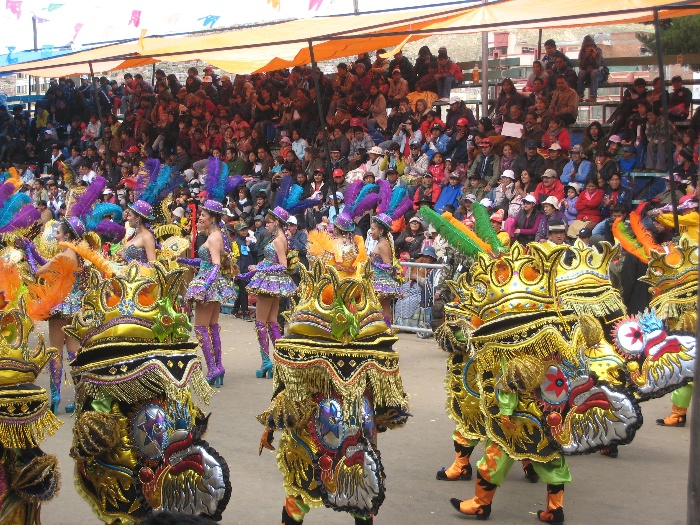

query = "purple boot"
[210,324,225,384]
[268,321,282,343]
[254,321,272,379]
[195,325,218,386]
[49,352,62,415]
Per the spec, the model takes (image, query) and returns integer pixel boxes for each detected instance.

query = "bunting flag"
[309,0,324,10]
[197,15,219,28]
[164,13,181,25]
[32,14,49,22]
[5,46,17,65]
[267,0,281,10]
[6,0,22,20]
[128,9,141,27]
[73,22,83,42]
[137,28,147,51]
[43,3,62,11]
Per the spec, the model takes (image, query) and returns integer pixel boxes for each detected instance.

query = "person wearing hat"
[413,170,442,210]
[23,216,87,413]
[543,141,568,177]
[673,146,698,184]
[404,137,430,176]
[230,220,257,321]
[562,182,581,223]
[510,139,546,180]
[545,218,568,245]
[535,168,565,204]
[454,193,477,227]
[654,194,699,240]
[435,47,463,101]
[536,195,567,242]
[435,171,464,213]
[513,194,544,243]
[245,207,296,379]
[443,115,471,165]
[422,121,451,161]
[117,199,158,266]
[489,209,512,248]
[180,200,235,387]
[369,213,404,326]
[491,169,516,211]
[561,145,591,184]
[668,75,692,122]
[652,172,686,206]
[395,216,426,260]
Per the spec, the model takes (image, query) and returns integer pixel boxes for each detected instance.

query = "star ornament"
[138,408,167,450]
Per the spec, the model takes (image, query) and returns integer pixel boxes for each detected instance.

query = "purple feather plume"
[204,157,221,197]
[343,180,363,208]
[69,176,106,219]
[349,193,380,219]
[391,196,414,221]
[287,197,323,215]
[0,183,15,208]
[0,204,39,233]
[274,175,293,208]
[156,172,186,202]
[94,220,126,243]
[376,179,392,214]
[144,158,161,187]
[225,175,245,195]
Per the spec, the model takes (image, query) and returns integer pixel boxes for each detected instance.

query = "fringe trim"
[651,297,697,321]
[0,409,61,449]
[257,391,317,430]
[561,293,626,318]
[75,365,213,410]
[270,361,409,423]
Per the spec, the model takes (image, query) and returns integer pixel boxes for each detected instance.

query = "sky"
[0,0,473,52]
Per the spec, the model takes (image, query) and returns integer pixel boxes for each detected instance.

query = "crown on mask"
[286,260,388,343]
[468,242,567,324]
[555,240,626,317]
[640,235,698,319]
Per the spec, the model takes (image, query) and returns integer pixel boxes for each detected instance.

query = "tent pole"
[691,199,700,525]
[480,0,489,119]
[308,39,338,214]
[537,29,542,60]
[88,62,108,170]
[653,8,679,235]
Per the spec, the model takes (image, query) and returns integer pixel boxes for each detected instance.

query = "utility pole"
[481,0,488,119]
[353,0,359,15]
[32,15,39,97]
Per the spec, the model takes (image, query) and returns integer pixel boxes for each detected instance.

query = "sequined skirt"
[50,289,84,319]
[246,262,297,298]
[372,268,402,299]
[186,274,236,304]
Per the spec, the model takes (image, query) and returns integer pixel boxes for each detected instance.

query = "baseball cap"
[480,138,492,146]
[525,140,538,149]
[449,96,462,104]
[287,216,298,225]
[548,143,561,151]
[608,135,621,144]
[431,123,443,132]
[456,118,468,127]
[490,209,505,223]
[202,76,213,82]
[127,146,139,153]
[571,145,583,154]
[523,194,538,204]
[462,193,477,202]
[254,214,264,222]
[671,75,683,83]
[501,169,515,180]
[578,227,593,238]
[334,191,344,201]
[542,169,558,178]
[409,138,421,147]
[421,245,437,259]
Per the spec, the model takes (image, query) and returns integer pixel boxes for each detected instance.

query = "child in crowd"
[563,183,580,224]
[428,152,445,184]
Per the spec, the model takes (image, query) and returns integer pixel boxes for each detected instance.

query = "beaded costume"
[66,262,231,523]
[369,253,402,299]
[246,243,297,298]
[185,244,236,303]
[123,243,149,265]
[258,259,409,525]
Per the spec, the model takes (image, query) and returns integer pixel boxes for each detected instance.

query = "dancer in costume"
[242,176,319,378]
[369,215,403,326]
[117,199,157,265]
[66,262,231,523]
[257,256,410,525]
[181,200,235,387]
[245,206,295,378]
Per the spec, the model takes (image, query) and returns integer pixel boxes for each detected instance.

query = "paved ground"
[35,315,690,525]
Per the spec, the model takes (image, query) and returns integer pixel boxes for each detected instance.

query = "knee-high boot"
[437,439,474,481]
[269,321,282,343]
[210,324,225,384]
[255,321,272,379]
[537,484,565,524]
[65,349,77,413]
[281,495,308,524]
[450,472,497,520]
[48,351,62,415]
[195,325,217,385]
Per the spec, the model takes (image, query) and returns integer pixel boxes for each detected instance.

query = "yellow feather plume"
[443,212,492,253]
[5,167,22,190]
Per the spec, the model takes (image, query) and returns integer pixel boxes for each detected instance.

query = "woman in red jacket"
[576,177,605,224]
[542,116,571,155]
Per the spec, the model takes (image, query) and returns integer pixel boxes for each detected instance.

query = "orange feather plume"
[612,217,649,264]
[25,255,79,320]
[59,241,115,278]
[442,212,492,253]
[5,167,22,190]
[629,211,661,255]
[0,260,21,307]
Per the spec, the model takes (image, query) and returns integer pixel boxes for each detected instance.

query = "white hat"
[287,215,298,225]
[501,169,515,180]
[102,188,114,195]
[80,74,89,80]
[202,76,213,82]
[542,196,560,210]
[565,182,582,194]
[334,191,344,200]
[480,198,493,208]
[184,168,196,181]
[463,193,477,202]
[542,169,558,178]
[449,96,462,104]
[608,134,621,143]
[172,207,185,218]
[523,194,538,204]
[368,146,384,155]
[548,143,562,150]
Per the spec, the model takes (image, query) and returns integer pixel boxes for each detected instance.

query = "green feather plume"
[418,205,485,258]
[472,202,506,253]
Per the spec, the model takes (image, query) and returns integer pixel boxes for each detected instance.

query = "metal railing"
[392,261,446,336]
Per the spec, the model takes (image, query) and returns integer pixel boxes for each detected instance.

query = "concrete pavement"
[35,315,689,524]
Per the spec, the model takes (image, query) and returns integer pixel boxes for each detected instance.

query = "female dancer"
[245,206,296,378]
[117,199,157,265]
[181,200,235,387]
[369,213,403,327]
[25,217,86,414]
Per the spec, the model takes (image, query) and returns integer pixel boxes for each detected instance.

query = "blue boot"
[254,321,272,379]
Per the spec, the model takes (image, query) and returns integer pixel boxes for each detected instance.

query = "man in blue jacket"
[434,172,464,212]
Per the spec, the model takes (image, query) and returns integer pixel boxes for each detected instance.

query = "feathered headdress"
[0,193,31,229]
[612,217,650,263]
[203,157,244,202]
[87,202,123,230]
[472,202,507,254]
[419,205,486,258]
[275,175,321,215]
[376,180,414,222]
[68,176,106,220]
[94,221,126,244]
[345,182,379,219]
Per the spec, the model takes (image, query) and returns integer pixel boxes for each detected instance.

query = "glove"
[177,257,201,268]
[258,427,275,455]
[187,264,220,299]
[22,239,46,275]
[203,264,220,289]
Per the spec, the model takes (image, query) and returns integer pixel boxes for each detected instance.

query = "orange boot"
[437,440,474,480]
[450,472,497,520]
[656,404,687,427]
[537,484,564,524]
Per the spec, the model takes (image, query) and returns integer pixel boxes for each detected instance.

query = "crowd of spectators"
[0,36,698,277]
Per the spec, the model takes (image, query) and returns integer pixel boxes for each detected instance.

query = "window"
[521,47,535,54]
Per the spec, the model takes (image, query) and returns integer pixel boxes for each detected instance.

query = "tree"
[637,15,700,69]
